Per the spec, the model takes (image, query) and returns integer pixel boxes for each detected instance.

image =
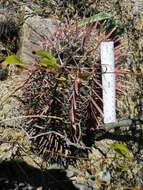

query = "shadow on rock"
[0,160,79,190]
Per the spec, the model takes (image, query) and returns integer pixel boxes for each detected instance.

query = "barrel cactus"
[22,16,127,164]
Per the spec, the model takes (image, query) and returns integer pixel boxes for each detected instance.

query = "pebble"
[98,170,111,183]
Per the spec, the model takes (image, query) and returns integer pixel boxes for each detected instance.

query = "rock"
[74,182,95,190]
[0,143,18,162]
[19,7,57,64]
[36,187,42,190]
[98,170,111,184]
[0,8,8,22]
[48,163,63,170]
[0,179,36,190]
[132,0,143,16]
[0,65,23,126]
[66,170,75,178]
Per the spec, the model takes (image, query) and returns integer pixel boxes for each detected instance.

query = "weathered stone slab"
[20,8,57,64]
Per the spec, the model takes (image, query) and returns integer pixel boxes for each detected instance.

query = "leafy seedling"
[80,12,112,26]
[1,55,25,69]
[109,143,132,161]
[33,50,60,70]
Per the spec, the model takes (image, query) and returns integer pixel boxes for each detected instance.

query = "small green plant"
[1,54,25,69]
[109,143,132,161]
[109,143,133,171]
[80,12,112,26]
[33,50,60,70]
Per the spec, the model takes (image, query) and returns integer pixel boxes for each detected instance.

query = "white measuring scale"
[100,41,116,124]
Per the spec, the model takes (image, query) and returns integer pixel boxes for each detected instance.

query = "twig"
[0,115,63,124]
[104,117,143,131]
[0,115,46,124]
[29,130,91,150]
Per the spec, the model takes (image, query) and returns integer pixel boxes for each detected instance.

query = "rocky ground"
[0,0,143,190]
